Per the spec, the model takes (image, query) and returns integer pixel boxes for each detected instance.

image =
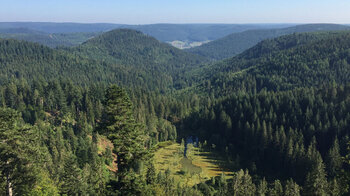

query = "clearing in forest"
[153,142,232,187]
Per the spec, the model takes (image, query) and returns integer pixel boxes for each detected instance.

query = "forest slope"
[191,31,350,96]
[69,29,207,89]
[0,28,100,48]
[2,25,350,196]
[0,29,207,91]
[187,24,350,60]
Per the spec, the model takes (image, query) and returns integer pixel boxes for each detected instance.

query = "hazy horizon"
[1,0,350,24]
[0,21,303,25]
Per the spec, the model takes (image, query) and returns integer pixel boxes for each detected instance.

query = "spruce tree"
[268,180,283,196]
[99,85,147,172]
[59,154,85,195]
[328,178,341,196]
[0,108,35,196]
[304,154,329,196]
[257,178,268,196]
[326,138,342,178]
[284,179,301,196]
[98,85,148,194]
[231,169,255,196]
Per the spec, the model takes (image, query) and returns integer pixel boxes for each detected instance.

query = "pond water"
[184,136,199,157]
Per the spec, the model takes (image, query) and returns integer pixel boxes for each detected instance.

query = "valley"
[167,40,211,49]
[0,22,350,195]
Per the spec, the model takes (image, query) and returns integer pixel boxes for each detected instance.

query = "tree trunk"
[6,174,13,196]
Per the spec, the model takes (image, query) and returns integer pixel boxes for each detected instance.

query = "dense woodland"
[0,25,350,195]
[187,24,350,60]
[0,28,100,48]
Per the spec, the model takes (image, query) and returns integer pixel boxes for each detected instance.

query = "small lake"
[184,136,198,157]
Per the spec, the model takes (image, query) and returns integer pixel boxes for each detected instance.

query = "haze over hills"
[0,22,123,33]
[0,22,294,48]
[187,23,350,60]
[0,28,99,48]
[122,23,294,43]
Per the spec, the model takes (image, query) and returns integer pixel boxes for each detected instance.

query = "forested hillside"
[176,31,350,195]
[192,31,350,96]
[1,27,350,195]
[182,84,350,195]
[0,29,207,91]
[0,22,122,33]
[68,29,207,89]
[0,28,100,48]
[187,24,350,60]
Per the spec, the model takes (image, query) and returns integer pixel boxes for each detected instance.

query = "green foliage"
[326,138,342,178]
[0,29,206,91]
[0,30,100,48]
[59,154,87,195]
[187,24,350,60]
[304,154,329,195]
[98,85,151,195]
[269,180,283,196]
[146,163,156,185]
[231,169,256,196]
[100,85,147,171]
[0,108,36,195]
[192,31,350,97]
[29,171,59,196]
[69,29,206,90]
[284,179,301,196]
[257,178,268,196]
[1,26,350,196]
[329,178,341,196]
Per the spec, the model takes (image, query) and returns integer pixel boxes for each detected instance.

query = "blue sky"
[1,0,349,24]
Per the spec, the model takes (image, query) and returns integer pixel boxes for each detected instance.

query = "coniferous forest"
[0,22,350,196]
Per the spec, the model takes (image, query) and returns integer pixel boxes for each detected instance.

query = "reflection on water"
[184,136,198,157]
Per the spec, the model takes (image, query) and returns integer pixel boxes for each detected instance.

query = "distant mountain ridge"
[186,23,350,60]
[0,22,293,47]
[0,27,99,48]
[0,27,45,34]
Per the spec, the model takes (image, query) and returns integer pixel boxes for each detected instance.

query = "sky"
[1,0,350,24]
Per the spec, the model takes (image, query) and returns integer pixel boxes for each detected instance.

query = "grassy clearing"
[153,142,232,187]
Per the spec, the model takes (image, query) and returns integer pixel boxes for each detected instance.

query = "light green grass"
[153,142,232,187]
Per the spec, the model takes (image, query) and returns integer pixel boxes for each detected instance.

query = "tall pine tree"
[99,85,148,195]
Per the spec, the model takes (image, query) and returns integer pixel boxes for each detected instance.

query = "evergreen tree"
[304,154,329,196]
[256,178,268,196]
[99,85,147,172]
[146,162,156,185]
[268,180,283,196]
[59,154,86,195]
[98,85,148,194]
[284,179,301,196]
[231,169,256,196]
[0,108,35,196]
[326,138,342,178]
[328,178,341,196]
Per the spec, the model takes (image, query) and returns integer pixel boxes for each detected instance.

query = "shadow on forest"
[194,151,235,176]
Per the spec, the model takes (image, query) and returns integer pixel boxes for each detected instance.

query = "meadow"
[153,142,233,186]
